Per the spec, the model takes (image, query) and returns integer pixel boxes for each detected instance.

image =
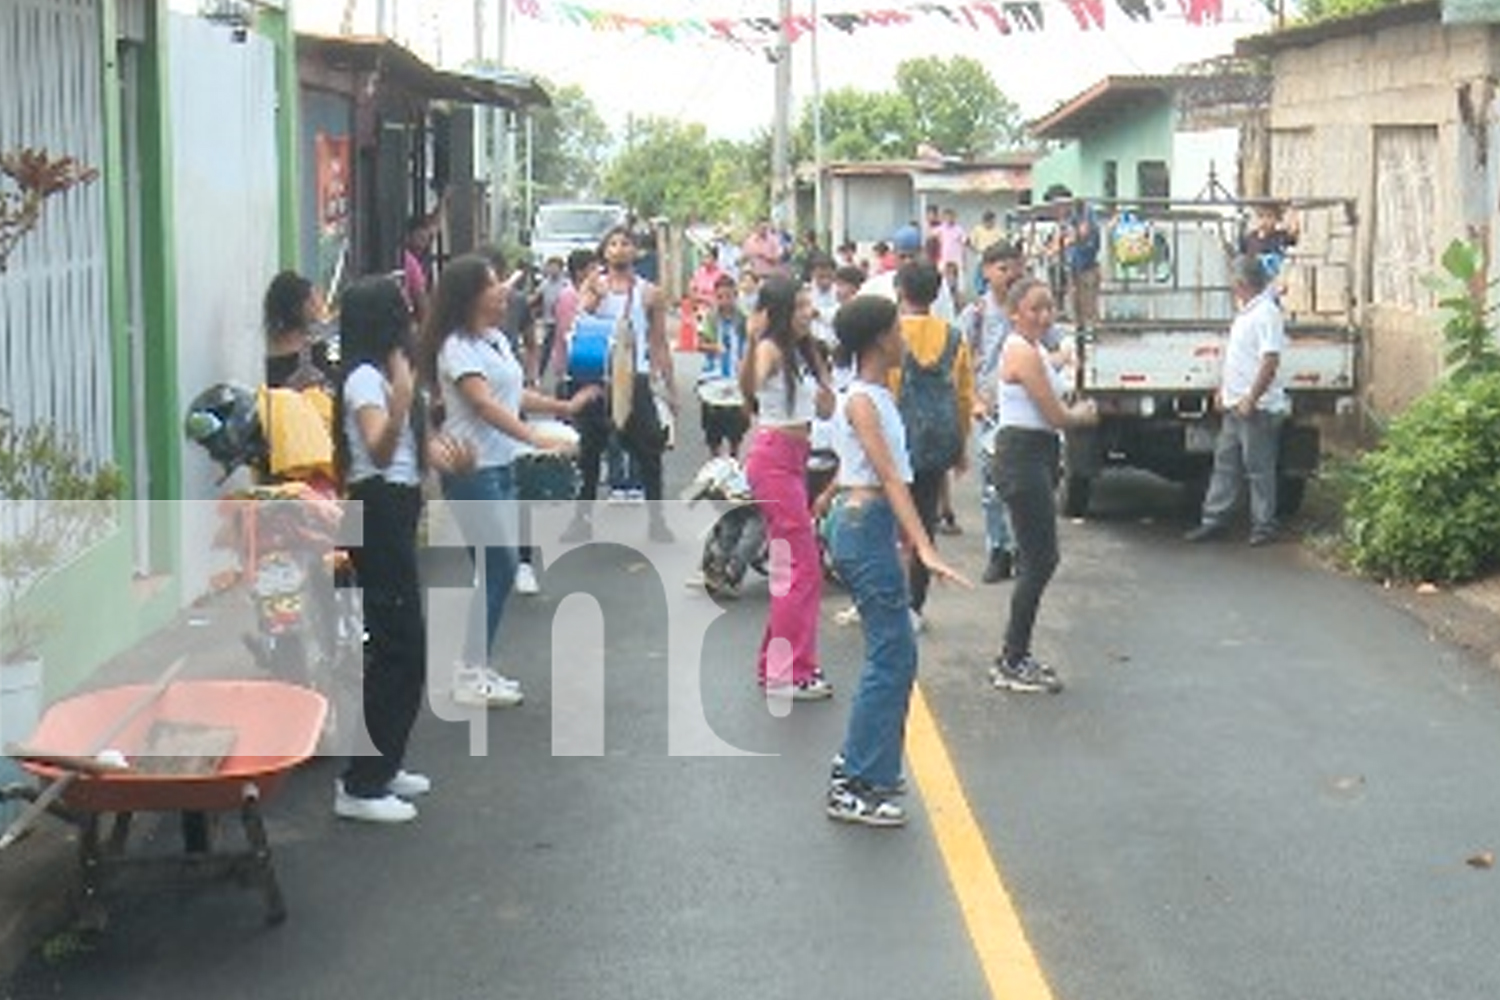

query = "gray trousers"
[1201,410,1285,534]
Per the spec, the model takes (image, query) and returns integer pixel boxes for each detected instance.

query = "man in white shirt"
[1185,255,1289,546]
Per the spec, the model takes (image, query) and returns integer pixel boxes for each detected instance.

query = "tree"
[797,87,917,162]
[603,117,765,223]
[1295,0,1397,21]
[893,55,1024,157]
[528,82,611,201]
[796,58,1023,163]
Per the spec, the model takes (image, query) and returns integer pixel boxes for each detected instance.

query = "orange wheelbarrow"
[6,679,325,927]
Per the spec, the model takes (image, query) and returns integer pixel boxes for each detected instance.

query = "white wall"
[1171,127,1241,200]
[169,13,280,600]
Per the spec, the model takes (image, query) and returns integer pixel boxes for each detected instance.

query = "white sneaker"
[334,788,417,824]
[387,770,432,798]
[514,563,540,595]
[834,605,861,626]
[482,667,524,693]
[452,667,524,708]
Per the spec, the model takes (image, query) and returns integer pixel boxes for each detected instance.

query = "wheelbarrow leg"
[239,785,286,925]
[181,811,211,854]
[106,812,133,856]
[77,814,108,933]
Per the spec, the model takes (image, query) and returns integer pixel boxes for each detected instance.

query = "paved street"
[10,407,1500,999]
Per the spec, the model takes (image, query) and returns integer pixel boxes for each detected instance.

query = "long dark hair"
[263,271,313,339]
[332,275,418,483]
[417,254,495,387]
[756,274,818,413]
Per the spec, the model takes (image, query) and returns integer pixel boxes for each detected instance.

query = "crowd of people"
[251,196,1288,832]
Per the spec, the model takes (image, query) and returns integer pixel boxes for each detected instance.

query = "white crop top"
[834,380,912,487]
[755,366,819,426]
[998,336,1066,432]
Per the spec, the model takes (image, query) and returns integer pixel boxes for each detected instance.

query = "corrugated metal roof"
[297,34,551,109]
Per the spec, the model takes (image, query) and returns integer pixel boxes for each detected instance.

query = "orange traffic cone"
[677,297,698,352]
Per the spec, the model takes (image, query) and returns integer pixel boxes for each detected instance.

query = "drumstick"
[0,656,187,851]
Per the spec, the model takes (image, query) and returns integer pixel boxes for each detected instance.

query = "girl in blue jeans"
[421,255,597,708]
[826,295,970,828]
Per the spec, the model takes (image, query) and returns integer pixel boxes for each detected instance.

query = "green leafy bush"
[1345,373,1500,582]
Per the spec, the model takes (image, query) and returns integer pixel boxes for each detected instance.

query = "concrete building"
[817,156,1034,243]
[1029,72,1270,202]
[1238,0,1498,414]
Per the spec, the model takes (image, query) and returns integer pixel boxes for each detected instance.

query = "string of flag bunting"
[511,0,1235,46]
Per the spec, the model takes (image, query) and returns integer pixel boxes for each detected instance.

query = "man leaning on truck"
[1184,255,1288,547]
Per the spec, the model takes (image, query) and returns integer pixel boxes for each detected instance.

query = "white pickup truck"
[1021,198,1360,517]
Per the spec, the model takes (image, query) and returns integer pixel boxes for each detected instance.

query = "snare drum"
[567,316,613,385]
[697,377,748,447]
[513,421,581,502]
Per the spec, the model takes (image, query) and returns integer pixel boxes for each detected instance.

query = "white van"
[530,203,627,267]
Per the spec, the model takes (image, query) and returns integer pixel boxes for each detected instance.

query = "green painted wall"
[1073,98,1175,201]
[258,4,301,270]
[17,529,180,699]
[1032,144,1084,200]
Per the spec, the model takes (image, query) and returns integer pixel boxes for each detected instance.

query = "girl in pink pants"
[740,275,836,700]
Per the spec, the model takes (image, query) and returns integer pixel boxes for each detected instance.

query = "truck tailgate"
[1081,327,1357,393]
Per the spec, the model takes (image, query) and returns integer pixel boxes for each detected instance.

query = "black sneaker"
[830,753,906,795]
[826,779,906,828]
[1183,522,1227,543]
[981,549,1014,584]
[989,654,1063,694]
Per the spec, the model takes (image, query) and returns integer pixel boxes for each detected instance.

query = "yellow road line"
[907,683,1056,1000]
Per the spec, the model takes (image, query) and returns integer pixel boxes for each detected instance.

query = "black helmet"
[183,383,264,475]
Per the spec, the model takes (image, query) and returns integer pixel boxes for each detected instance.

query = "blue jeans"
[976,417,1013,555]
[831,497,917,791]
[440,464,519,667]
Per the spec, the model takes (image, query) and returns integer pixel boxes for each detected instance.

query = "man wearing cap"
[859,222,955,322]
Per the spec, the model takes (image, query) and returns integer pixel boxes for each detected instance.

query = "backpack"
[898,324,963,474]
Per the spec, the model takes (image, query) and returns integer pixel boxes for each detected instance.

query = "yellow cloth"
[969,222,1005,254]
[256,386,334,480]
[611,315,635,431]
[888,315,975,445]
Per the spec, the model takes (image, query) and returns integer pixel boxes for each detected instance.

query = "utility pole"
[771,0,792,232]
[493,0,511,245]
[810,0,825,245]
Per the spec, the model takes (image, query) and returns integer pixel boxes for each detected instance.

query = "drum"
[567,316,613,385]
[513,421,581,502]
[697,377,748,448]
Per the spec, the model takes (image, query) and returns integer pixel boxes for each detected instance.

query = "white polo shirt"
[1221,290,1288,414]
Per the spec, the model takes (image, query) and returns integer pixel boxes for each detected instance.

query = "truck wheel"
[1277,475,1307,518]
[1178,472,1210,521]
[1059,474,1092,518]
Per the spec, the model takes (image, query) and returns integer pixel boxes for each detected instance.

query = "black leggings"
[993,428,1060,659]
[342,480,425,798]
[908,468,945,614]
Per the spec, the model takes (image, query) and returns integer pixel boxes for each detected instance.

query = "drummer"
[698,273,750,457]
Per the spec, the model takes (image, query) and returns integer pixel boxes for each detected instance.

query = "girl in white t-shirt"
[420,256,599,710]
[332,275,471,824]
[824,295,969,829]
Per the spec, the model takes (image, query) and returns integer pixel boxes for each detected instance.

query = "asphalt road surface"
[10,371,1500,1000]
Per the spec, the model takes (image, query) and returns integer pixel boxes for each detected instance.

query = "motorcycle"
[184,383,363,751]
[681,449,839,599]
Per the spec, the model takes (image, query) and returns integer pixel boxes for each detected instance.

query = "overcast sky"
[298,0,1274,142]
